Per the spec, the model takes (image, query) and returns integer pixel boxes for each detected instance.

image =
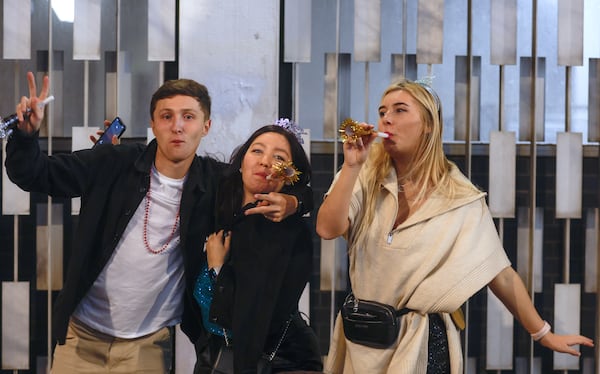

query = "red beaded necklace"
[143,171,181,255]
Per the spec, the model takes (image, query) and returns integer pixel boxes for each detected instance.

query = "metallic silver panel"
[416,0,443,64]
[1,282,29,370]
[324,53,351,139]
[589,59,600,142]
[319,238,348,292]
[517,207,543,293]
[515,357,542,374]
[71,127,95,215]
[466,358,477,374]
[490,0,517,66]
[489,131,516,218]
[454,56,481,141]
[179,0,280,156]
[582,357,595,374]
[485,289,513,369]
[72,126,95,151]
[36,203,64,291]
[2,0,30,59]
[39,63,64,137]
[36,357,48,373]
[106,70,118,120]
[519,57,546,142]
[354,0,381,62]
[73,0,102,60]
[553,284,581,370]
[555,132,582,218]
[284,0,311,63]
[119,2,162,137]
[2,141,30,215]
[584,209,597,293]
[557,0,584,66]
[391,54,417,82]
[148,0,176,61]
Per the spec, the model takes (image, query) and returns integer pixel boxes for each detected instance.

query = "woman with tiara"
[193,121,323,374]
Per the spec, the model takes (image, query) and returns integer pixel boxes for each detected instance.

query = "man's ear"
[203,119,212,136]
[150,119,156,137]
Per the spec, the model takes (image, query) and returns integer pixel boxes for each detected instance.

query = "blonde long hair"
[349,79,480,248]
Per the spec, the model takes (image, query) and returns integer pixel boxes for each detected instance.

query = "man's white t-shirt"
[74,166,186,338]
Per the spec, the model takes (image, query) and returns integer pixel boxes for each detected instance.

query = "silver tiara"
[415,76,440,112]
[274,118,304,144]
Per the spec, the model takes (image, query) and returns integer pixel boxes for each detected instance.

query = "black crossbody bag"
[341,293,411,349]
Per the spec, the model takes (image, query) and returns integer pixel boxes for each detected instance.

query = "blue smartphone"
[93,117,126,148]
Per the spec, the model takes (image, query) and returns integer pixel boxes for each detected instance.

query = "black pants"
[426,314,450,374]
[269,311,323,372]
[193,311,323,374]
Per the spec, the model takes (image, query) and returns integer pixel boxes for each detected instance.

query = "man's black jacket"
[5,130,312,345]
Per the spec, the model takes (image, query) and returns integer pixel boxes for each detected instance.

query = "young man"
[5,72,311,373]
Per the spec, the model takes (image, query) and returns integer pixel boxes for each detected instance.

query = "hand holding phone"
[93,117,126,148]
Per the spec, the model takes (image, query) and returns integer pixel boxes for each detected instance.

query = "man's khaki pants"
[51,318,173,374]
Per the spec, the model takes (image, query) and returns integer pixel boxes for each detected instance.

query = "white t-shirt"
[74,166,186,338]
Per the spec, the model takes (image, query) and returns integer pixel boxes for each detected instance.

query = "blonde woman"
[316,79,593,373]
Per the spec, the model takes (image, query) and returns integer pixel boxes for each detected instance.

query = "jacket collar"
[133,138,207,193]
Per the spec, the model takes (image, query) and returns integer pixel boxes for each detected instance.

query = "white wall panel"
[553,284,581,370]
[485,289,513,370]
[1,282,29,370]
[148,0,176,61]
[36,203,63,291]
[584,209,598,292]
[354,0,381,62]
[489,131,516,218]
[73,0,102,60]
[2,141,30,215]
[320,238,348,292]
[490,0,517,65]
[180,0,279,158]
[557,0,584,66]
[555,132,582,218]
[466,358,476,374]
[284,0,311,63]
[515,357,542,374]
[590,59,600,142]
[416,0,443,64]
[2,0,30,59]
[517,207,543,293]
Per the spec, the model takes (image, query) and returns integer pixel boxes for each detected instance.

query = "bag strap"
[348,292,413,317]
[265,313,294,362]
[396,307,411,317]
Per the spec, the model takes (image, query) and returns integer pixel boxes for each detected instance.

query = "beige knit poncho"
[324,165,511,374]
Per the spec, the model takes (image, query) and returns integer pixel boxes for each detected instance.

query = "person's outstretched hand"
[16,72,50,134]
[205,230,231,270]
[245,192,297,222]
[539,332,594,356]
[89,120,120,145]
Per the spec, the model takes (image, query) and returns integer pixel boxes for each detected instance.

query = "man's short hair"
[150,79,211,120]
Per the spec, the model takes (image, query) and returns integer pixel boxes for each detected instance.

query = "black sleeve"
[209,263,235,330]
[287,184,314,216]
